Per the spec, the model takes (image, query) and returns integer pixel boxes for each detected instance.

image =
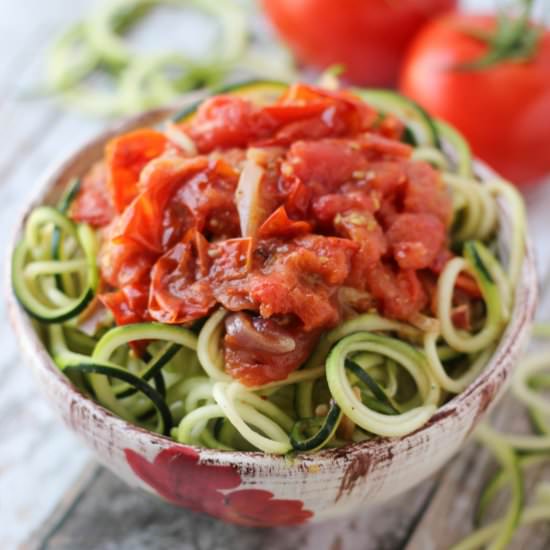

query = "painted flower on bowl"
[125,446,313,526]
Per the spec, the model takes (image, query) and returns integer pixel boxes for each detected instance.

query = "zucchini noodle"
[211,382,292,454]
[437,242,507,353]
[326,332,439,437]
[43,0,297,116]
[447,346,550,548]
[444,173,498,242]
[12,81,527,459]
[196,308,232,382]
[411,146,449,171]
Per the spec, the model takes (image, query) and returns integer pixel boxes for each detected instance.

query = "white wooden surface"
[0,1,548,548]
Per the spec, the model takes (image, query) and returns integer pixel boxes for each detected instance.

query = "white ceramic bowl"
[7,108,537,527]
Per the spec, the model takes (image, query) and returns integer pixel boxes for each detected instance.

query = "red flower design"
[125,447,313,526]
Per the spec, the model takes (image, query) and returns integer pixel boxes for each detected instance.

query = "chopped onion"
[409,313,440,333]
[235,157,266,238]
[225,312,296,354]
[165,122,197,155]
[338,287,374,319]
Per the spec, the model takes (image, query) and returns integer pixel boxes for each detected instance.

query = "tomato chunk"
[365,263,426,321]
[112,157,210,253]
[99,235,157,289]
[70,162,115,227]
[387,213,446,270]
[224,313,319,386]
[285,139,368,195]
[149,231,216,324]
[404,161,452,225]
[106,129,168,212]
[99,282,150,326]
[185,96,277,153]
[312,192,378,226]
[149,233,256,324]
[249,236,357,330]
[258,206,311,239]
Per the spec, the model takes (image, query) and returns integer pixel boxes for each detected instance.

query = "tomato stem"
[456,0,542,70]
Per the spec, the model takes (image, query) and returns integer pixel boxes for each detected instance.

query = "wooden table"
[1,0,549,548]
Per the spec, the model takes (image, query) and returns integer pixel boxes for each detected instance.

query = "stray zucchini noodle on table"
[12,80,526,455]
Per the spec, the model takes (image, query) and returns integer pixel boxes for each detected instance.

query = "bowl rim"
[6,105,538,468]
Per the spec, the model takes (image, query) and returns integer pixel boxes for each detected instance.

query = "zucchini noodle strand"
[437,243,506,353]
[197,308,232,381]
[326,332,440,437]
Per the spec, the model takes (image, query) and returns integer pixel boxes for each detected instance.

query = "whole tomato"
[261,0,457,86]
[400,13,550,185]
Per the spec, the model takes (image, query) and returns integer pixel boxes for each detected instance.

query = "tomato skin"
[106,129,168,212]
[186,96,277,153]
[399,14,550,185]
[70,162,115,227]
[258,206,312,239]
[387,213,445,270]
[261,0,456,86]
[224,314,320,387]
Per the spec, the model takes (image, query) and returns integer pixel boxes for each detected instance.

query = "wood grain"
[27,468,439,550]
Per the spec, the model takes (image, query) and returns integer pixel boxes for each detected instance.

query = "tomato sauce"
[72,83,454,386]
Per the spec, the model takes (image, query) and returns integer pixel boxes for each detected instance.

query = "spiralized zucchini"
[447,327,550,548]
[12,82,527,458]
[43,0,297,116]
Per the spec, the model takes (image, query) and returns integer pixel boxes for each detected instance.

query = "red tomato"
[106,129,168,212]
[100,283,151,326]
[257,206,312,239]
[365,263,426,321]
[70,162,114,227]
[387,213,445,270]
[249,235,358,330]
[403,161,453,225]
[185,96,277,153]
[285,139,368,194]
[224,313,320,387]
[400,14,550,185]
[149,230,216,324]
[261,0,456,86]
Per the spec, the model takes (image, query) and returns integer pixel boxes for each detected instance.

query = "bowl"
[7,107,538,527]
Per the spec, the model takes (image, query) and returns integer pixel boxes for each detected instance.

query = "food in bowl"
[11,80,526,455]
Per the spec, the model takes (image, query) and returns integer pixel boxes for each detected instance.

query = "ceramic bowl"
[7,107,537,527]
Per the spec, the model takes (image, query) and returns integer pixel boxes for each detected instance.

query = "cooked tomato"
[186,96,278,153]
[403,161,452,225]
[387,213,446,270]
[149,230,215,324]
[257,206,312,239]
[249,236,358,331]
[399,13,550,185]
[185,84,378,152]
[224,313,320,386]
[335,212,388,278]
[106,129,168,212]
[365,263,426,321]
[261,0,456,86]
[70,162,115,227]
[99,235,157,289]
[269,89,376,145]
[312,192,379,226]
[100,282,150,326]
[80,83,463,386]
[285,139,368,195]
